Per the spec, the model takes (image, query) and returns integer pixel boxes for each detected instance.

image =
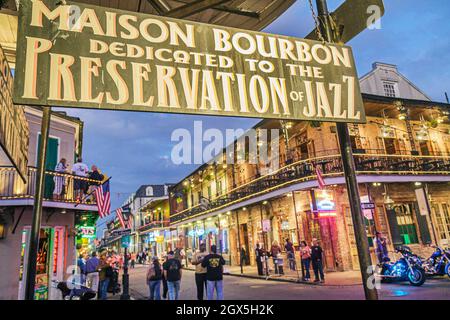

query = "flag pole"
[74,176,112,207]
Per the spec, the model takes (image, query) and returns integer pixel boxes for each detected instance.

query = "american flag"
[116,205,133,229]
[315,166,326,189]
[94,180,111,218]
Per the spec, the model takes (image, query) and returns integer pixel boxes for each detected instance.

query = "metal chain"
[307,0,326,43]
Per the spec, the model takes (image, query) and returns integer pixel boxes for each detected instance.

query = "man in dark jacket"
[311,239,325,283]
[201,245,225,300]
[255,243,264,276]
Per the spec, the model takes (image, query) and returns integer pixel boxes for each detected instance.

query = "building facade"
[0,107,99,299]
[168,63,450,272]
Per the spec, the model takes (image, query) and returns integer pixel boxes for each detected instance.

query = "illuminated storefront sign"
[311,189,336,217]
[13,0,365,124]
[78,226,96,238]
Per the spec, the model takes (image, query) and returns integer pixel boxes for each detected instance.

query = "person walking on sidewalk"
[147,257,163,300]
[300,241,312,281]
[285,238,296,271]
[202,245,226,300]
[270,241,282,274]
[163,251,182,300]
[311,239,325,283]
[255,243,264,276]
[85,252,100,295]
[98,253,113,300]
[191,243,208,300]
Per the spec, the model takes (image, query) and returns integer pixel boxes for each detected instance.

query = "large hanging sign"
[0,44,29,183]
[13,0,366,124]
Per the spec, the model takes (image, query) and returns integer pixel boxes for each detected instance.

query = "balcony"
[0,166,99,210]
[138,220,171,234]
[170,151,450,224]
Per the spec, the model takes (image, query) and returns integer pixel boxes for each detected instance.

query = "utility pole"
[24,106,51,300]
[121,245,130,300]
[316,0,378,300]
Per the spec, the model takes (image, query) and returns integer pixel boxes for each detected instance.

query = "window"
[146,186,154,196]
[383,82,397,97]
[393,204,419,244]
[432,203,450,244]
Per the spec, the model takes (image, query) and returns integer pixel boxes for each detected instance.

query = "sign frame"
[13,0,366,124]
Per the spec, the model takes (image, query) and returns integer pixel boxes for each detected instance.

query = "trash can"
[276,258,284,275]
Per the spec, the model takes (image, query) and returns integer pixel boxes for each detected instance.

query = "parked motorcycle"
[55,281,96,300]
[420,246,450,278]
[378,246,426,286]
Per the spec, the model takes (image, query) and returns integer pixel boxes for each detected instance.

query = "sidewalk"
[186,264,363,287]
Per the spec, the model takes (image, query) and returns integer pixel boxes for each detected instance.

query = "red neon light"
[53,230,59,275]
[318,211,337,218]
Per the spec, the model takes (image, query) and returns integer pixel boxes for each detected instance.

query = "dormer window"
[146,186,154,196]
[383,81,398,97]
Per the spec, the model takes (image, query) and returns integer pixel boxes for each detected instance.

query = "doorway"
[37,135,59,199]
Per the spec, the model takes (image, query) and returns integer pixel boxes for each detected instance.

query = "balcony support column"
[315,0,378,301]
[24,106,51,300]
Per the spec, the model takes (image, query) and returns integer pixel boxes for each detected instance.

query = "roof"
[134,184,174,198]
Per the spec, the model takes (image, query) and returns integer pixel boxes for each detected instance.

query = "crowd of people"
[77,251,122,300]
[253,238,326,283]
[53,157,105,201]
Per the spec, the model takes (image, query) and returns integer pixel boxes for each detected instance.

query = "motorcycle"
[54,281,97,300]
[378,246,426,286]
[420,246,450,278]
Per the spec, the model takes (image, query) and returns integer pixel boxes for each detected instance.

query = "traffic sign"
[121,235,130,248]
[361,202,375,210]
[306,0,385,44]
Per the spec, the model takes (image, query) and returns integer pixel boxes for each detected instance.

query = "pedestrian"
[87,165,104,202]
[53,158,68,201]
[142,251,147,265]
[375,231,389,264]
[285,238,296,271]
[201,245,226,300]
[85,252,100,295]
[300,241,312,281]
[255,243,264,276]
[72,157,89,200]
[270,240,282,274]
[311,239,325,283]
[163,251,183,300]
[130,252,136,269]
[191,243,208,300]
[98,253,113,300]
[77,253,86,285]
[147,256,163,300]
[240,245,248,266]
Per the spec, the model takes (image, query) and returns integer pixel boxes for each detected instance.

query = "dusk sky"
[54,0,450,226]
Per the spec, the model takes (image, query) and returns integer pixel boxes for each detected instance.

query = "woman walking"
[300,241,312,281]
[147,256,163,300]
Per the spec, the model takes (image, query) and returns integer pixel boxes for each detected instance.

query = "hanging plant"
[427,119,438,129]
[176,197,183,204]
[309,121,321,128]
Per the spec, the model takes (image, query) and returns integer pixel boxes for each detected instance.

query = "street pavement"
[116,264,450,300]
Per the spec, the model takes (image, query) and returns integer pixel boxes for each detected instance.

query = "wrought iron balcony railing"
[0,166,101,205]
[138,220,171,233]
[170,152,450,224]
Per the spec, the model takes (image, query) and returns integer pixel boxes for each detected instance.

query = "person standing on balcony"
[72,157,89,201]
[191,242,208,300]
[88,165,104,192]
[53,158,68,201]
[311,239,325,283]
